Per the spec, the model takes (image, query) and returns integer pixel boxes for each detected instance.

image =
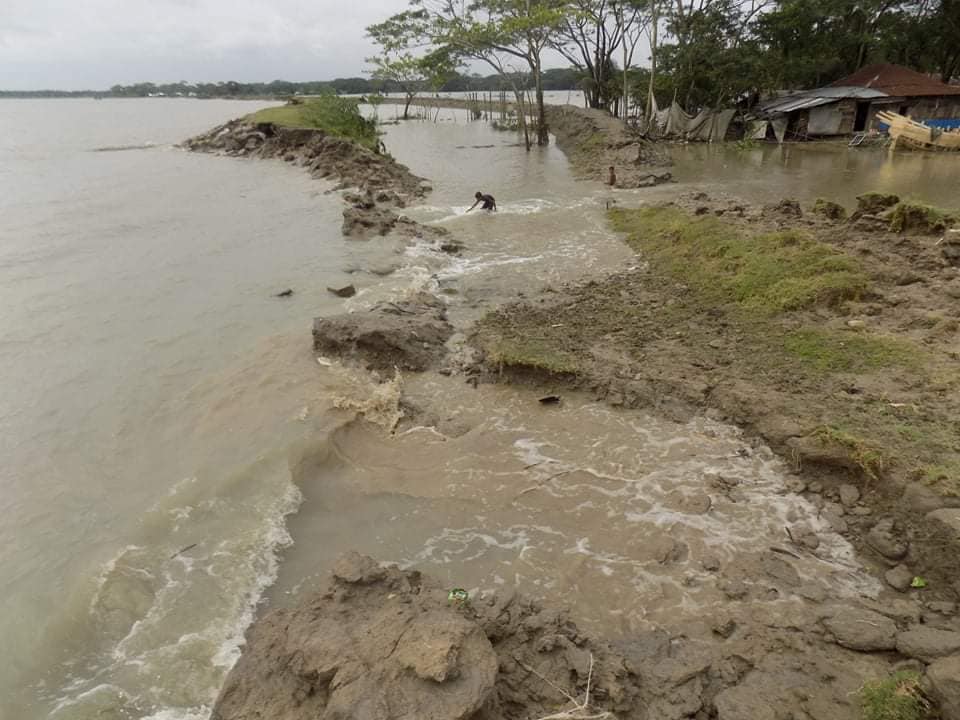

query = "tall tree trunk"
[535,61,549,146]
[621,5,629,122]
[648,0,658,122]
[514,88,531,151]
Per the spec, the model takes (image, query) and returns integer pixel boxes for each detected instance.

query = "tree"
[367,53,428,119]
[552,0,650,111]
[367,13,460,120]
[413,0,567,147]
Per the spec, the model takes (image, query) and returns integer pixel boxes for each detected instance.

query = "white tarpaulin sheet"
[665,101,692,136]
[657,102,736,142]
[747,120,768,140]
[771,117,788,143]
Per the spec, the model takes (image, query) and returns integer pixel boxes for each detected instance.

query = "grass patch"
[858,671,930,720]
[888,200,957,234]
[248,96,379,150]
[814,425,887,479]
[924,462,960,497]
[783,328,919,372]
[479,336,581,376]
[812,197,847,220]
[609,206,868,314]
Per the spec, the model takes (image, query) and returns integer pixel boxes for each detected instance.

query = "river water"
[0,98,955,720]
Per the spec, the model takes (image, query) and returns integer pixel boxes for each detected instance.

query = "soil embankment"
[544,105,673,187]
[185,118,447,240]
[212,552,960,720]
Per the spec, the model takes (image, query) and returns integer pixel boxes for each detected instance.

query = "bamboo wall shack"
[753,63,960,142]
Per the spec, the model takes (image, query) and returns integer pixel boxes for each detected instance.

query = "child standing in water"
[467,191,497,213]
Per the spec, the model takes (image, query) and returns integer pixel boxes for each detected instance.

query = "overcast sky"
[0,0,421,90]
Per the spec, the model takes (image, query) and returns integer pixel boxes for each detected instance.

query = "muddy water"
[0,99,919,720]
[265,116,883,632]
[271,375,877,634]
[665,142,960,211]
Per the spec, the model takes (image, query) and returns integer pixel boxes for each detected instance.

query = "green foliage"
[248,97,378,150]
[858,671,930,720]
[608,206,868,314]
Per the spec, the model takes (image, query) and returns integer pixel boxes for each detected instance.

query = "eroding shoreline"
[188,110,960,720]
[470,191,960,603]
[184,118,447,241]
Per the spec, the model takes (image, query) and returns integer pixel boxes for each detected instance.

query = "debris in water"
[317,356,333,367]
[448,588,469,603]
[911,576,928,588]
[169,543,198,560]
[539,395,562,405]
[327,284,357,298]
[275,289,294,298]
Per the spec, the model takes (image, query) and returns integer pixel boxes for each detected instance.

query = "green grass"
[888,201,957,234]
[481,337,581,376]
[812,197,847,220]
[924,462,960,497]
[814,426,887,479]
[472,308,582,375]
[249,96,379,150]
[783,328,919,372]
[609,207,869,315]
[858,672,930,720]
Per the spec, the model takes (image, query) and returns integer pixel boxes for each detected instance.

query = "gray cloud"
[0,0,404,89]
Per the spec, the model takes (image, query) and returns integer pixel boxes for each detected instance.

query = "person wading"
[467,191,497,213]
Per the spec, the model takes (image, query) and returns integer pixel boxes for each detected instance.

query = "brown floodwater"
[665,141,960,211]
[3,99,955,720]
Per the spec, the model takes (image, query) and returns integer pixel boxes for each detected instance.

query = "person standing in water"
[467,191,497,213]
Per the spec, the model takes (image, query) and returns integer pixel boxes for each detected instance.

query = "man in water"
[467,191,497,213]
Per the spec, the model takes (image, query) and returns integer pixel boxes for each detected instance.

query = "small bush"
[249,96,379,150]
[859,671,929,720]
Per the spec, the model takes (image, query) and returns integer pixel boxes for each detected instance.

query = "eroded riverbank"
[180,106,960,719]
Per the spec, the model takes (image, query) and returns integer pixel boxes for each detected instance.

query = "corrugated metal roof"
[759,86,888,114]
[812,85,888,99]
[763,95,836,113]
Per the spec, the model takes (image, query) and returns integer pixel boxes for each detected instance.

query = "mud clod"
[312,294,454,372]
[211,554,643,720]
[822,606,898,651]
[866,518,909,562]
[896,626,960,662]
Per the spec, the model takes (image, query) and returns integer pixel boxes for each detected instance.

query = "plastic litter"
[447,588,469,603]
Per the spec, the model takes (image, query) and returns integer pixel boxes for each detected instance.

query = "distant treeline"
[0,68,583,99]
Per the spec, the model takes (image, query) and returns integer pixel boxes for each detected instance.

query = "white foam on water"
[51,474,303,720]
